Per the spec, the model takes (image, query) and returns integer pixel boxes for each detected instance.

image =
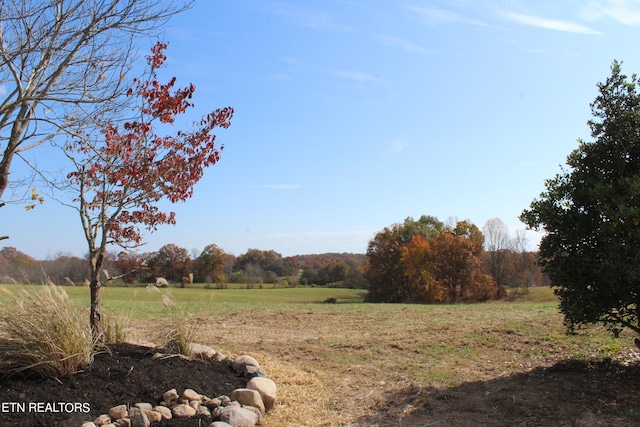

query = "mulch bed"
[0,343,247,427]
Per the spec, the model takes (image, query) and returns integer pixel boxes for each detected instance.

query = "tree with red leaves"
[64,43,233,341]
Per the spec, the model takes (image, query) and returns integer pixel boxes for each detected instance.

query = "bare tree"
[483,218,513,287]
[0,0,190,218]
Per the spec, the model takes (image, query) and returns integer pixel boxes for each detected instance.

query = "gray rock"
[217,405,259,427]
[81,422,97,427]
[246,376,277,411]
[208,422,233,427]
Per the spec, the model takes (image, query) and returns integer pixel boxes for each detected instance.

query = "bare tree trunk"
[89,250,105,344]
[89,278,103,343]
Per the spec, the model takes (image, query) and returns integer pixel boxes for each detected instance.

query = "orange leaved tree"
[64,43,233,342]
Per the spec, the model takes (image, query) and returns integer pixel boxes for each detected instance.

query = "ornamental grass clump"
[0,284,94,378]
[160,290,202,357]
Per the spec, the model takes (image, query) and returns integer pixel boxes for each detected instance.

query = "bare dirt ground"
[172,304,640,427]
[2,301,640,427]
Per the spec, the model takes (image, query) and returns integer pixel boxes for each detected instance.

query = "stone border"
[81,346,276,427]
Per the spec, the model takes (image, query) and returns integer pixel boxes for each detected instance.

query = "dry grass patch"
[253,354,334,427]
[0,285,94,378]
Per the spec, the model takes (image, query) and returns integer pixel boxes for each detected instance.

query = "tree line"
[0,245,369,289]
[0,215,545,296]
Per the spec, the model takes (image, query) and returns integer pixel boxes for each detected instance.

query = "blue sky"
[5,0,640,259]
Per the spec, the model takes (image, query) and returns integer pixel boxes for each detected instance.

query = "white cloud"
[375,35,433,55]
[582,0,640,25]
[0,85,6,95]
[267,3,352,32]
[502,11,602,34]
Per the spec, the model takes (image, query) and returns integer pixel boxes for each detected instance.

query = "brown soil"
[0,343,246,427]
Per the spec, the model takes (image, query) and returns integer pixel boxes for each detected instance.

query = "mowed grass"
[2,284,638,426]
[59,285,366,315]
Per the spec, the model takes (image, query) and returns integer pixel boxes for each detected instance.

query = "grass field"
[2,284,639,426]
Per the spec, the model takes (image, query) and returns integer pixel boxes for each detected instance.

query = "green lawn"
[0,284,367,318]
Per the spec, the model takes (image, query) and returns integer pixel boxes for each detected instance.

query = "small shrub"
[0,285,94,378]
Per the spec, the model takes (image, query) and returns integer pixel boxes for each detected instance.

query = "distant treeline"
[0,245,368,288]
[0,234,547,293]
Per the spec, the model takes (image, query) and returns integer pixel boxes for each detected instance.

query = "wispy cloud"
[502,11,602,34]
[375,35,433,55]
[581,0,640,25]
[267,3,352,32]
[406,6,488,27]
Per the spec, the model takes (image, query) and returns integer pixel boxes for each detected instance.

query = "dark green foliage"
[521,61,640,336]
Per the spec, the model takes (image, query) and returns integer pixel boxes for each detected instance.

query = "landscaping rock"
[108,405,128,421]
[190,343,226,361]
[153,406,172,420]
[143,409,162,423]
[232,355,266,377]
[196,405,212,417]
[217,405,259,427]
[78,353,275,427]
[134,402,152,411]
[246,376,277,411]
[231,388,265,415]
[128,407,149,427]
[172,403,196,418]
[93,414,111,425]
[203,396,222,409]
[162,389,179,406]
[242,404,262,421]
[183,388,202,401]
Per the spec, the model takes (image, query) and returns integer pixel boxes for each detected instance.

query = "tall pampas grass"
[0,284,94,378]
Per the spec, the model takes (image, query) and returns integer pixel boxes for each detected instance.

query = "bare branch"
[0,0,193,201]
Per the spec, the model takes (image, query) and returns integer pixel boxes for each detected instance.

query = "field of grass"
[2,284,639,426]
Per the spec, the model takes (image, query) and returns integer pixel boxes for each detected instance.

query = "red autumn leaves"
[67,42,233,246]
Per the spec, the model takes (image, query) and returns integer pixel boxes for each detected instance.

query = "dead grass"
[126,288,640,426]
[0,285,94,378]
